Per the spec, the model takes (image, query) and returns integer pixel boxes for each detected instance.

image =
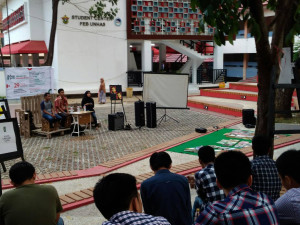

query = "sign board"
[0,118,24,162]
[2,4,27,31]
[0,99,11,120]
[110,85,122,100]
[5,67,54,99]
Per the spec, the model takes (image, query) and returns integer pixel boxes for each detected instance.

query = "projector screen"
[143,73,189,108]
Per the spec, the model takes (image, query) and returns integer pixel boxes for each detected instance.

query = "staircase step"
[188,96,257,117]
[200,89,258,102]
[229,82,258,92]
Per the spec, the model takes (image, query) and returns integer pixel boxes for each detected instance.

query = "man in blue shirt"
[196,151,279,225]
[140,152,192,225]
[41,92,62,128]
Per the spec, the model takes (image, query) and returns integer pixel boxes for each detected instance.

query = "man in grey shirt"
[275,150,300,224]
[41,92,62,128]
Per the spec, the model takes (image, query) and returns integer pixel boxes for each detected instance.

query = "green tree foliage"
[191,0,300,156]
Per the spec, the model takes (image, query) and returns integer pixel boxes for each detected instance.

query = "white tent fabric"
[143,73,188,108]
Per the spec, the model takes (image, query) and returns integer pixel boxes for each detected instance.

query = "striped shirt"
[103,211,170,225]
[251,155,282,201]
[196,184,279,225]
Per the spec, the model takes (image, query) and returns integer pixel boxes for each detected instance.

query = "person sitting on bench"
[41,93,63,129]
[55,88,69,127]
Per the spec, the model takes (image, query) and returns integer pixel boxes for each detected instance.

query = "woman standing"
[81,91,100,128]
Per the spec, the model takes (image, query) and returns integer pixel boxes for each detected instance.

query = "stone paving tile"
[1,102,229,178]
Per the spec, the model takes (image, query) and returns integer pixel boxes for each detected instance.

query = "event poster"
[0,102,6,120]
[5,67,54,99]
[0,122,17,155]
[110,85,122,100]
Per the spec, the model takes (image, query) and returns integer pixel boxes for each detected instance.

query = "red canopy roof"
[1,40,48,54]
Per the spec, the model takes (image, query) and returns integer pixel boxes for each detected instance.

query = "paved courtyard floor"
[1,102,231,178]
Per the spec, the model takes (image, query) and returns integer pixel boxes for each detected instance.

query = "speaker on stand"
[242,109,256,126]
[146,102,156,128]
[134,101,145,127]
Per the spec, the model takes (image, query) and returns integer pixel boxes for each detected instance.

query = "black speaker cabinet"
[108,112,124,131]
[242,109,256,125]
[134,101,145,127]
[146,102,157,128]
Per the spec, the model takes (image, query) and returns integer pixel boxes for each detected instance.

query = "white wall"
[53,0,128,93]
[2,0,30,45]
[28,0,45,41]
[0,70,6,97]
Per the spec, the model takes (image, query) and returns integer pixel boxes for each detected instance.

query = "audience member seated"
[193,146,225,217]
[275,149,300,224]
[55,88,69,127]
[41,92,63,129]
[81,91,100,128]
[140,152,192,225]
[93,173,170,225]
[251,135,282,201]
[196,151,279,225]
[0,161,64,225]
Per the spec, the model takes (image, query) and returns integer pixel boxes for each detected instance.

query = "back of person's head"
[58,88,64,94]
[93,173,138,219]
[9,161,35,186]
[44,92,50,98]
[214,151,251,189]
[150,152,172,171]
[198,146,215,163]
[252,135,271,156]
[276,149,300,184]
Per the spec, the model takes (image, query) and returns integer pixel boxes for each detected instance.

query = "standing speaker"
[146,102,157,128]
[134,101,145,127]
[108,112,124,131]
[242,109,256,125]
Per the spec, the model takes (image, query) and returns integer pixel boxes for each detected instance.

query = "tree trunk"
[248,0,272,136]
[274,3,297,118]
[44,0,59,66]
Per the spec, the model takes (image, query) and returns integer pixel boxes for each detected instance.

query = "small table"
[70,111,92,136]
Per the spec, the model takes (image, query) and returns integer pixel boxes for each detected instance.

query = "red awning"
[1,40,48,54]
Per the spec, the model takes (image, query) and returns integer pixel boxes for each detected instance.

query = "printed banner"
[5,67,54,99]
[0,121,17,155]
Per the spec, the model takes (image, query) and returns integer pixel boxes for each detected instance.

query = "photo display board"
[0,118,24,162]
[143,73,189,108]
[0,99,11,120]
[110,85,122,100]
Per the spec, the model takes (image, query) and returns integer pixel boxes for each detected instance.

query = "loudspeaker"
[134,101,145,127]
[108,112,124,131]
[146,102,157,128]
[242,109,256,125]
[195,128,207,133]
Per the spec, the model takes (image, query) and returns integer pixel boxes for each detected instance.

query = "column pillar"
[11,54,20,67]
[32,53,39,67]
[22,54,29,67]
[142,40,152,72]
[159,44,166,71]
[243,54,248,80]
[192,59,198,84]
[213,44,224,70]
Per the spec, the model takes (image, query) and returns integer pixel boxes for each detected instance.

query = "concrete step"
[188,96,257,117]
[229,82,258,92]
[200,89,258,102]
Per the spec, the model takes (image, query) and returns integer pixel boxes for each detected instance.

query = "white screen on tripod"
[143,73,189,108]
